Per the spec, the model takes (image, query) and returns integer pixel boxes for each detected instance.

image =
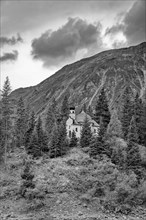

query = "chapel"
[66,107,99,138]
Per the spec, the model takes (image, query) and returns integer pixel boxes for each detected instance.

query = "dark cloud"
[1,0,131,36]
[0,50,18,62]
[0,34,23,47]
[123,0,146,45]
[31,17,102,66]
[105,0,146,47]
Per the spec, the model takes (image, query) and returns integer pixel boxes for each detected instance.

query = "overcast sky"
[0,0,145,90]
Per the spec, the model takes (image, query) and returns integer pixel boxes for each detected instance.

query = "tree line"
[0,77,146,175]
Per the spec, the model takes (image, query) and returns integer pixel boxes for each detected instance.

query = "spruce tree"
[121,86,133,140]
[27,133,38,157]
[15,97,27,147]
[127,116,139,144]
[133,93,142,144]
[24,111,35,150]
[126,116,141,170]
[94,88,110,134]
[80,115,92,148]
[0,119,4,163]
[107,109,123,138]
[20,160,35,197]
[49,121,68,158]
[45,100,56,141]
[69,130,78,148]
[139,102,146,147]
[36,116,48,154]
[49,125,59,158]
[60,95,69,122]
[90,118,111,157]
[1,77,12,167]
[111,147,125,168]
[58,121,68,156]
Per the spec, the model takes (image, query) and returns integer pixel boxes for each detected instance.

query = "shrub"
[19,160,35,198]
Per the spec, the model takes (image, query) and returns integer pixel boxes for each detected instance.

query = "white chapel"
[66,107,99,139]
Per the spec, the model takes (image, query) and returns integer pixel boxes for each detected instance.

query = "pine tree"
[121,86,133,140]
[111,147,125,168]
[139,102,146,147]
[133,93,142,144]
[49,121,68,158]
[127,116,139,144]
[24,111,35,150]
[107,109,123,138]
[15,97,28,147]
[80,115,92,148]
[1,77,12,168]
[20,160,35,197]
[90,118,111,157]
[58,121,68,156]
[126,143,141,170]
[49,125,59,158]
[27,132,41,158]
[0,119,4,163]
[60,95,69,122]
[94,88,110,134]
[36,116,48,154]
[69,130,78,148]
[126,116,141,170]
[45,100,56,141]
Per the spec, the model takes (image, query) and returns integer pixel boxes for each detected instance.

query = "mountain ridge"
[10,42,146,118]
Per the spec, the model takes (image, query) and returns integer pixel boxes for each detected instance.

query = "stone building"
[66,107,99,138]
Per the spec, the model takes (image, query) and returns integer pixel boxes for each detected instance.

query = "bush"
[135,180,146,205]
[19,160,35,198]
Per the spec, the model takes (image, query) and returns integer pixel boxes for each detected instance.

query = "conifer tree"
[27,132,41,158]
[20,160,35,197]
[94,88,110,134]
[15,97,27,147]
[127,116,139,144]
[90,118,111,157]
[69,130,78,148]
[36,116,48,153]
[139,102,146,147]
[49,125,59,158]
[107,109,123,138]
[49,121,68,158]
[133,93,142,144]
[0,119,4,163]
[111,147,125,168]
[121,86,133,140]
[45,99,56,141]
[126,116,141,169]
[60,95,69,122]
[58,121,68,156]
[1,77,12,167]
[24,111,35,150]
[80,115,92,148]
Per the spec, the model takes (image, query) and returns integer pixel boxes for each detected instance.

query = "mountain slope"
[10,42,146,117]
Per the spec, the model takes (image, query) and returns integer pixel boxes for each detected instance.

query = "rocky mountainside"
[10,42,146,117]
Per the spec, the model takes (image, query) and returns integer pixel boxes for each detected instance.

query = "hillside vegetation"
[0,147,146,220]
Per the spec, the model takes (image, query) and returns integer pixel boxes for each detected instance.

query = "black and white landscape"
[0,0,146,220]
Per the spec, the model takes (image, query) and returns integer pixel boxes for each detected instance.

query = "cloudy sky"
[0,0,145,90]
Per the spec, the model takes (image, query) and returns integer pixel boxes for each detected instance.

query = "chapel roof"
[75,110,99,127]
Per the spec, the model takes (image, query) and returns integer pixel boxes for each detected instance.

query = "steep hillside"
[10,42,146,117]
